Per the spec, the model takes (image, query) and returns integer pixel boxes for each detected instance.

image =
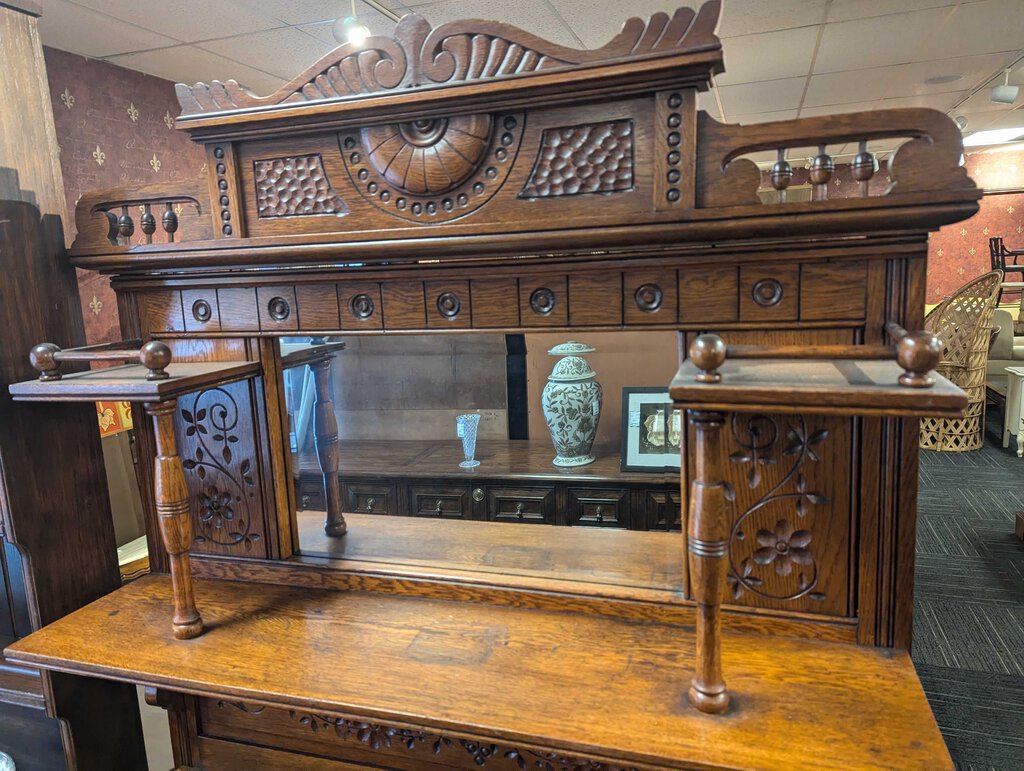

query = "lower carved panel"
[200,699,639,770]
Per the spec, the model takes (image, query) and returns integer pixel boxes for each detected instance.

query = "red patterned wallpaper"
[43,46,206,344]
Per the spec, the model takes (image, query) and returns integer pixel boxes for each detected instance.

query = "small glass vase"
[456,413,481,468]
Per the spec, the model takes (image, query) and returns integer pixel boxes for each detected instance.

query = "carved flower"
[752,519,812,576]
[198,489,235,529]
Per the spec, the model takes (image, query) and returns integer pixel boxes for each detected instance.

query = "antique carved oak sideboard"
[5,2,981,768]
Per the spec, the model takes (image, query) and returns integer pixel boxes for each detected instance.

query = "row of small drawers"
[297,477,683,531]
[140,260,868,334]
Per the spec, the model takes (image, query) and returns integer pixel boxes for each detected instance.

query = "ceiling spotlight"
[991,68,1019,105]
[333,0,371,46]
[954,115,969,131]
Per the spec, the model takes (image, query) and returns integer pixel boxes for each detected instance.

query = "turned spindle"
[145,400,203,640]
[769,148,792,202]
[851,140,876,197]
[163,201,179,243]
[896,331,942,388]
[310,356,347,537]
[140,203,156,244]
[690,334,727,383]
[686,410,730,714]
[117,205,135,241]
[809,144,834,201]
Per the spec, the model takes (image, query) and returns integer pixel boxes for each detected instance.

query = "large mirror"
[280,331,683,594]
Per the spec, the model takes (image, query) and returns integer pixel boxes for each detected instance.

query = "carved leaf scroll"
[176,3,721,115]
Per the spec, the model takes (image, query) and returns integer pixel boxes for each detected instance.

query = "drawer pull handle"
[595,505,604,522]
[301,494,311,510]
[434,499,444,516]
[472,488,484,502]
[365,497,376,512]
[634,283,663,313]
[515,502,525,519]
[268,295,291,321]
[751,278,784,308]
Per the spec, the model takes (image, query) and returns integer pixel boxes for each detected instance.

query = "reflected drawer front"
[645,489,682,531]
[568,487,629,527]
[343,482,396,515]
[408,485,470,519]
[486,485,554,523]
[739,263,799,322]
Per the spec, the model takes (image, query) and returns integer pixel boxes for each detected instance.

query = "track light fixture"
[991,68,1019,105]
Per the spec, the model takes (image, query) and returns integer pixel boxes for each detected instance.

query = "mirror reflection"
[281,332,684,592]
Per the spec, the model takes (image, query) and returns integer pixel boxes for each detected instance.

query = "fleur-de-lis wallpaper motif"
[127,102,139,122]
[88,295,103,315]
[150,153,162,172]
[60,86,74,109]
[92,145,105,166]
[164,110,175,129]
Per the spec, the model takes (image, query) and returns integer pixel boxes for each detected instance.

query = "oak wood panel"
[216,287,260,331]
[295,284,341,329]
[381,280,426,330]
[679,265,738,323]
[5,575,953,770]
[338,282,383,330]
[518,276,568,327]
[257,285,299,332]
[469,278,520,328]
[425,279,471,329]
[181,288,221,333]
[141,290,186,334]
[624,269,678,325]
[738,263,799,322]
[800,261,868,321]
[568,272,622,326]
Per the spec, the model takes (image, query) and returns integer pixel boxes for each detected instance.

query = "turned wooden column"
[310,356,347,536]
[145,400,203,639]
[686,409,730,713]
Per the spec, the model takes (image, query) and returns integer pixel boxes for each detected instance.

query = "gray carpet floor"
[916,417,1024,770]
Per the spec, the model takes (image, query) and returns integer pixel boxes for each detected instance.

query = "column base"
[689,681,730,714]
[172,616,204,640]
[324,519,348,537]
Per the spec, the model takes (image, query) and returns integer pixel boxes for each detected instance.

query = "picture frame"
[619,387,682,472]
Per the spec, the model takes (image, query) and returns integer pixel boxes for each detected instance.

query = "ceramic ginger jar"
[541,341,602,467]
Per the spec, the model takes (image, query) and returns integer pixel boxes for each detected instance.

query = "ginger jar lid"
[547,341,597,382]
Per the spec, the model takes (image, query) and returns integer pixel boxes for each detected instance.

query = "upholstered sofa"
[987,308,1024,391]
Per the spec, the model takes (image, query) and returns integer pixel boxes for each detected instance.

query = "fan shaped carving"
[361,115,493,195]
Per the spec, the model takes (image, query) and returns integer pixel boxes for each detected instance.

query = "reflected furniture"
[989,236,1024,305]
[4,2,982,767]
[920,270,1002,452]
[1002,366,1024,457]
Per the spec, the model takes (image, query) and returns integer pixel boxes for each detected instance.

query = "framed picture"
[619,387,682,472]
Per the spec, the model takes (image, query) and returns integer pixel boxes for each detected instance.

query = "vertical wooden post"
[310,356,347,536]
[145,400,203,640]
[686,409,730,714]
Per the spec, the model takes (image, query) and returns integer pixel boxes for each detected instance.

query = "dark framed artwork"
[619,387,682,472]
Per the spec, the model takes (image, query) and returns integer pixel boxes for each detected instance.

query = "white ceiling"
[36,0,1024,162]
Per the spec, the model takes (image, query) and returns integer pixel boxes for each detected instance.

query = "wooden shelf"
[4,575,951,769]
[671,358,968,417]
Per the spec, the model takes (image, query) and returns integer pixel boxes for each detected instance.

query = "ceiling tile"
[697,89,719,119]
[67,0,285,43]
[414,0,579,48]
[930,0,1024,59]
[798,101,879,117]
[730,109,799,124]
[298,10,398,45]
[250,0,414,25]
[973,109,1024,130]
[538,0,684,50]
[874,90,969,111]
[717,26,819,86]
[717,77,805,118]
[953,87,1021,113]
[105,45,280,92]
[197,26,335,80]
[813,6,951,73]
[804,67,899,107]
[718,0,828,38]
[37,0,182,57]
[826,0,964,23]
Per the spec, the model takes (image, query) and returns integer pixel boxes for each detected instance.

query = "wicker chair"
[920,270,1003,452]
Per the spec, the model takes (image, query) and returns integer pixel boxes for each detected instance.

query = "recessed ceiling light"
[925,74,962,85]
[962,127,1024,147]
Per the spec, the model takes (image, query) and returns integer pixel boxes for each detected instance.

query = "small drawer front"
[408,484,470,519]
[381,280,426,330]
[343,482,396,515]
[295,284,340,329]
[679,266,738,324]
[258,285,298,331]
[471,277,520,327]
[216,287,260,331]
[181,289,220,332]
[519,277,568,327]
[486,485,555,524]
[142,290,186,333]
[569,487,629,527]
[624,270,678,325]
[425,280,471,329]
[296,478,325,511]
[800,261,868,321]
[739,263,799,322]
[646,489,682,531]
[339,282,384,330]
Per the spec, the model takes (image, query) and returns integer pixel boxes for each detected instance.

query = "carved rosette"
[339,112,524,222]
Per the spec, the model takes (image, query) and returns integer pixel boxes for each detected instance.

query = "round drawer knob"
[529,287,556,316]
[350,293,375,320]
[268,296,291,321]
[301,494,311,509]
[751,279,784,308]
[436,291,462,319]
[365,497,376,512]
[472,488,484,502]
[191,299,212,323]
[595,505,604,522]
[515,502,525,519]
[634,283,664,313]
[435,499,444,516]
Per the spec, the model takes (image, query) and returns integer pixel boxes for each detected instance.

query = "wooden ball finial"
[896,331,941,388]
[30,343,62,381]
[690,334,727,383]
[140,341,172,381]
